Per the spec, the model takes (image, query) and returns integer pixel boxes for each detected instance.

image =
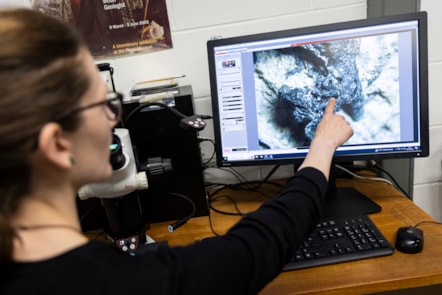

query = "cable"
[336,162,410,199]
[335,164,394,186]
[207,194,245,237]
[168,192,196,232]
[206,178,283,220]
[204,165,283,191]
[254,165,281,190]
[414,220,442,227]
[207,215,221,236]
[225,167,249,184]
[197,136,215,142]
[198,136,216,166]
[123,101,209,131]
[150,191,197,232]
[204,164,284,236]
[204,166,249,184]
[206,179,284,236]
[124,102,185,123]
[368,161,410,199]
[210,194,245,216]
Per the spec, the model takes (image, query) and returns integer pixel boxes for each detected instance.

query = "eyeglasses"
[54,92,123,122]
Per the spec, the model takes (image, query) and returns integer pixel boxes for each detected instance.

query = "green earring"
[70,157,76,166]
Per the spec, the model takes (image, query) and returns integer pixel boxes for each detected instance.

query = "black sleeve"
[0,169,328,295]
[171,167,328,295]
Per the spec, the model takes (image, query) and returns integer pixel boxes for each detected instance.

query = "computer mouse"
[395,226,424,254]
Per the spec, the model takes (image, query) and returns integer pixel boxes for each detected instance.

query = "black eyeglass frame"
[54,92,123,122]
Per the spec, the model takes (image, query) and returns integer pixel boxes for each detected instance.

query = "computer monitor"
[207,12,429,216]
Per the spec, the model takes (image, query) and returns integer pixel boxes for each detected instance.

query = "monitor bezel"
[207,12,429,168]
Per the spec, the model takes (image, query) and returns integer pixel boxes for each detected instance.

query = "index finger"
[324,97,336,115]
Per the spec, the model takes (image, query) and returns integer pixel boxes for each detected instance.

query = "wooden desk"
[147,174,442,294]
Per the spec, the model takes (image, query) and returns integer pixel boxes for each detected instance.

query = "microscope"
[79,68,209,253]
[77,105,207,253]
[78,128,149,253]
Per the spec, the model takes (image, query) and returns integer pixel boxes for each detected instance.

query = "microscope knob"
[136,172,149,190]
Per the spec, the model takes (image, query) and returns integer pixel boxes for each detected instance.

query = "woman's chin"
[103,164,114,179]
[92,164,114,183]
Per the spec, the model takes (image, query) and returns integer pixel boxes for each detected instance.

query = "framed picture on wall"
[31,0,173,58]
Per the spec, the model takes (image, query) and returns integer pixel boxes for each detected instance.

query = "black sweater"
[1,167,327,295]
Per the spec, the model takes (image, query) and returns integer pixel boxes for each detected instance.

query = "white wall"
[413,0,442,221]
[0,0,29,7]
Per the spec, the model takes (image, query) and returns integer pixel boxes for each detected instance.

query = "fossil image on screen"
[254,33,400,149]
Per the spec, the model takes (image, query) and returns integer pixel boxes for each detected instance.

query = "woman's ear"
[37,122,73,169]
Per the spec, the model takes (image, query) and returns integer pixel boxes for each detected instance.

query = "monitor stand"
[321,164,381,218]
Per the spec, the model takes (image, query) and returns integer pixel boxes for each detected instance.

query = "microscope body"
[78,128,148,252]
[78,128,147,200]
[77,87,208,252]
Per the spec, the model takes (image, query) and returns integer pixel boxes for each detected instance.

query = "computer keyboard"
[283,214,394,271]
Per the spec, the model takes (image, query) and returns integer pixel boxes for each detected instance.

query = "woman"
[0,8,353,295]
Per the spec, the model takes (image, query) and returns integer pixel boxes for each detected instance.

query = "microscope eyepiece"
[110,134,125,170]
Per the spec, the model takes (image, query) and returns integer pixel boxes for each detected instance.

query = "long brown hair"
[0,8,90,265]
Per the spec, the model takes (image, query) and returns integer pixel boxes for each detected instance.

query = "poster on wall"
[31,0,173,59]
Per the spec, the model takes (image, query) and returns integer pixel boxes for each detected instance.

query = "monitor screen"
[207,12,429,169]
